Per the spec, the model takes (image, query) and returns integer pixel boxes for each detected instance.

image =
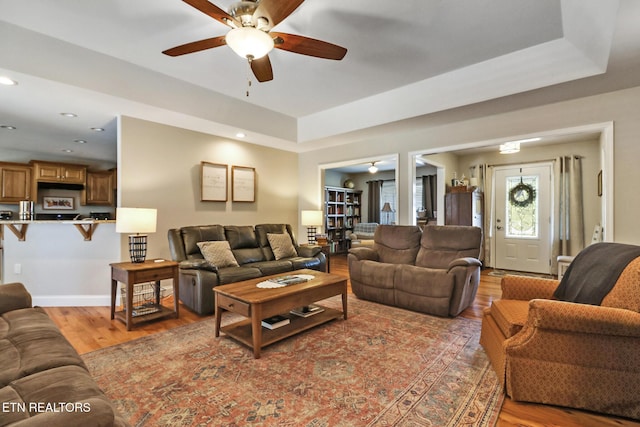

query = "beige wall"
[118,116,299,260]
[299,85,640,244]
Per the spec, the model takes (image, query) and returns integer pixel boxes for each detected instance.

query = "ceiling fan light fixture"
[499,142,520,154]
[368,162,379,174]
[225,27,274,60]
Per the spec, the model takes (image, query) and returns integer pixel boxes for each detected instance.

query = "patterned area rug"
[83,295,503,426]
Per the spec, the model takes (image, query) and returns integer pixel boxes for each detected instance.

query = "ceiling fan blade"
[182,0,239,28]
[162,35,227,56]
[254,0,304,29]
[251,56,274,82]
[271,33,347,60]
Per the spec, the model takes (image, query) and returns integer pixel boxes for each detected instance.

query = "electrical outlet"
[14,264,21,274]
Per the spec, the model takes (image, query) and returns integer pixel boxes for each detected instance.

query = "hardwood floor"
[43,254,639,427]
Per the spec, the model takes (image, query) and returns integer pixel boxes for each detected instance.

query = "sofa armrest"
[501,275,559,300]
[297,245,322,257]
[0,283,32,314]
[179,259,218,272]
[526,299,640,337]
[348,247,379,261]
[447,257,482,271]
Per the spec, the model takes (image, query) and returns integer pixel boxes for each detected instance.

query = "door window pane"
[505,175,538,238]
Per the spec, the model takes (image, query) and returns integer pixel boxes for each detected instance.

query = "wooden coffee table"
[214,269,348,358]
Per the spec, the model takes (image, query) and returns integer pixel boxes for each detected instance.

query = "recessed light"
[91,127,104,132]
[0,125,17,130]
[62,149,73,153]
[236,132,246,138]
[0,77,17,86]
[74,139,87,144]
[60,112,77,118]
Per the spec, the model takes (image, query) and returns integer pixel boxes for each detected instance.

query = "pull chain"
[246,57,253,97]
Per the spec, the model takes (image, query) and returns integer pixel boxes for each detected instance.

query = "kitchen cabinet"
[82,171,114,205]
[31,161,86,184]
[0,162,34,203]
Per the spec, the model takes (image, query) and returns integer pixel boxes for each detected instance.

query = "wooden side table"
[110,259,179,331]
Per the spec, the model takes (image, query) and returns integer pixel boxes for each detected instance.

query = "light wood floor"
[43,255,639,427]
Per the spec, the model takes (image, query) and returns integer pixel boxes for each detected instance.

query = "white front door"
[494,164,552,273]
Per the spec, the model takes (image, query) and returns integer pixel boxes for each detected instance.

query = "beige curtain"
[553,156,585,263]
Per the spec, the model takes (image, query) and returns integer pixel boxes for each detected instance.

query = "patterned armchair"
[480,250,640,420]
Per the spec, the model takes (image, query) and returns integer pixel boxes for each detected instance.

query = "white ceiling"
[1,0,640,164]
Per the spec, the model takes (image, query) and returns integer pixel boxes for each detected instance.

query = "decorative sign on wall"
[200,162,228,202]
[232,165,256,202]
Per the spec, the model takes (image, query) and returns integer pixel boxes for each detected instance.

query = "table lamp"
[301,210,323,244]
[381,202,394,224]
[116,207,157,263]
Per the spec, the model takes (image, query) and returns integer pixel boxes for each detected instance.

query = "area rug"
[83,295,503,426]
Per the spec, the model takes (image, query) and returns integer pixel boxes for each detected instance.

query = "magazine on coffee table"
[267,275,309,286]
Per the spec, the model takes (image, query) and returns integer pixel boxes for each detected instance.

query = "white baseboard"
[33,294,112,307]
[32,287,175,307]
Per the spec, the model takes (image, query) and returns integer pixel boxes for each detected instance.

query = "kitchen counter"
[0,219,115,241]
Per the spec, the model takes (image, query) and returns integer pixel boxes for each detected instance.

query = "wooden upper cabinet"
[0,162,34,203]
[31,161,86,184]
[82,171,114,206]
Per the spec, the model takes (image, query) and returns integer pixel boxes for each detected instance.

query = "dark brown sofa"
[0,283,130,427]
[168,223,327,315]
[348,225,482,317]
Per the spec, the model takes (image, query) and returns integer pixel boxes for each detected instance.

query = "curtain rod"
[487,158,558,168]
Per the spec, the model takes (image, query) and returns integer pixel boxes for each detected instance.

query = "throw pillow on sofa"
[267,233,297,260]
[197,241,239,268]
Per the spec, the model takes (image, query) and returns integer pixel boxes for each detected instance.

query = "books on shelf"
[267,275,308,286]
[261,315,290,330]
[290,304,325,318]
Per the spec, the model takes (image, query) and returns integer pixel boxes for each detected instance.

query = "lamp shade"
[381,202,394,213]
[225,27,274,59]
[301,210,323,226]
[116,208,157,234]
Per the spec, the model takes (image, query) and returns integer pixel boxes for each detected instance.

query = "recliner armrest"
[179,259,218,272]
[447,257,482,271]
[297,245,322,257]
[348,247,379,261]
[0,282,32,314]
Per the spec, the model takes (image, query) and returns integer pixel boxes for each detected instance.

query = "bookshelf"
[324,186,362,253]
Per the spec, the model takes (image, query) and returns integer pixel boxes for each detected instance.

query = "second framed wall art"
[200,162,256,203]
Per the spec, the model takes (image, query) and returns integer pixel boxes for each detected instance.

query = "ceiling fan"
[163,0,347,83]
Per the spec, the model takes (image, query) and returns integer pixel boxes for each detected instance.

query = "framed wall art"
[232,165,255,202]
[200,162,228,202]
[43,196,74,210]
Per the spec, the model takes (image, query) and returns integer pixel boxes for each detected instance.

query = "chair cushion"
[267,233,297,260]
[602,256,640,312]
[490,299,529,338]
[373,225,422,264]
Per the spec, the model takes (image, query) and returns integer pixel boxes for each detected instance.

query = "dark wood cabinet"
[445,190,483,228]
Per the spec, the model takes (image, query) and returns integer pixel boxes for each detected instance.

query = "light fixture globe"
[225,27,274,60]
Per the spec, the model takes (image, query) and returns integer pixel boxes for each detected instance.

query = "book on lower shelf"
[261,315,290,330]
[290,304,325,318]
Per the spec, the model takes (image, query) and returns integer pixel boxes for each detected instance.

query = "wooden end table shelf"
[214,269,347,358]
[110,259,179,331]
